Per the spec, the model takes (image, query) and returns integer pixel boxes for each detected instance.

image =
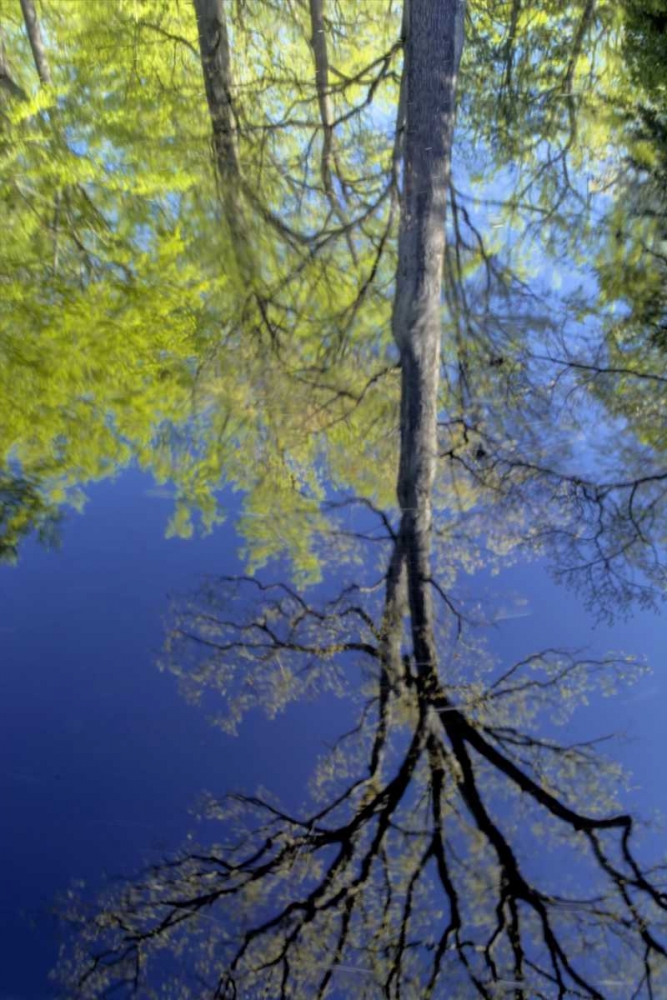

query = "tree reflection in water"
[55,1,667,996]
[2,0,667,996]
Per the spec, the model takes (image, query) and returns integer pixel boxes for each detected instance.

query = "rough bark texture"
[392,0,465,682]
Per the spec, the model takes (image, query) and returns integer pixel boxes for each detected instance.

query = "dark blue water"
[2,467,666,997]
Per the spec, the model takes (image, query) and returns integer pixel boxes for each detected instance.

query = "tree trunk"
[392,0,464,681]
[18,0,61,272]
[19,0,52,85]
[308,0,335,199]
[193,0,276,339]
[308,0,356,260]
[192,0,240,185]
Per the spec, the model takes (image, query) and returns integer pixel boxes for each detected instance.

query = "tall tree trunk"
[192,0,247,259]
[19,0,61,271]
[192,0,240,185]
[307,0,356,260]
[392,0,464,683]
[308,0,336,201]
[19,0,51,85]
[193,0,283,344]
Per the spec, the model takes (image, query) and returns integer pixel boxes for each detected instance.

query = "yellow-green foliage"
[0,0,402,574]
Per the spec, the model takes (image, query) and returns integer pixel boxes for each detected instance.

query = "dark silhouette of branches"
[57,556,666,998]
[51,3,667,999]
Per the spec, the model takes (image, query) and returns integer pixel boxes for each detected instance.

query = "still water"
[2,0,667,997]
